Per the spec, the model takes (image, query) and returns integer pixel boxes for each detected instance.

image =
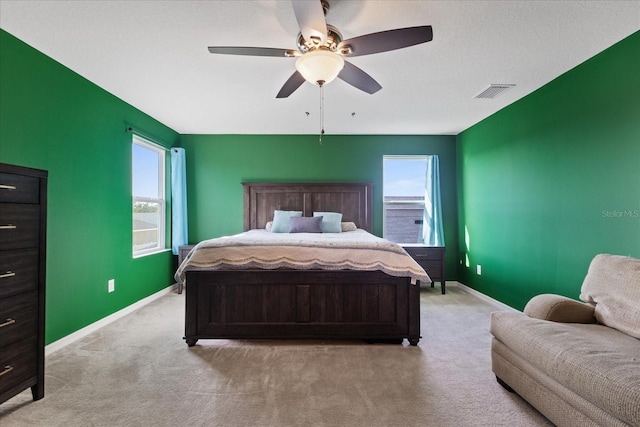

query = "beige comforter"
[175,229,430,285]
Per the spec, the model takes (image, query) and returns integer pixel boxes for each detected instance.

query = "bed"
[177,182,428,346]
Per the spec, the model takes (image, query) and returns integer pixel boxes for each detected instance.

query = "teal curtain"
[171,148,188,255]
[423,155,444,246]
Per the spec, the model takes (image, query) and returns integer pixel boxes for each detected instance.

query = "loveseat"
[490,254,640,426]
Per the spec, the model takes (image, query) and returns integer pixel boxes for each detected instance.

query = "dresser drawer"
[0,337,37,394]
[0,204,40,250]
[0,249,39,299]
[0,173,40,204]
[0,291,38,348]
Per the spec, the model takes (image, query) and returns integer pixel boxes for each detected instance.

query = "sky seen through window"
[383,158,426,198]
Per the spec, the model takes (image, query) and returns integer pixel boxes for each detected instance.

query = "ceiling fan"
[208,0,433,98]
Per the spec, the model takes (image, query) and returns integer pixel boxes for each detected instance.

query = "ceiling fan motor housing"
[296,24,343,54]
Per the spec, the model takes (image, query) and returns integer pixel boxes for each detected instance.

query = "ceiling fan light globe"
[295,50,345,86]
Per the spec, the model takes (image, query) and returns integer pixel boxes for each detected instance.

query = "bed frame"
[184,182,421,346]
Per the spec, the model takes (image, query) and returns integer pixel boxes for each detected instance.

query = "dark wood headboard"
[243,182,373,232]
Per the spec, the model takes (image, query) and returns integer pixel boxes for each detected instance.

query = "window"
[383,155,444,246]
[132,135,166,257]
[383,156,428,244]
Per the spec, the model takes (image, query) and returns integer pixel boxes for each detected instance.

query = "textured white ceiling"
[1,1,638,135]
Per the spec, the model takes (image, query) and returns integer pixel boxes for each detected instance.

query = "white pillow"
[341,222,357,232]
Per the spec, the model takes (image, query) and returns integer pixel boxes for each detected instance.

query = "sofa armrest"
[524,294,596,323]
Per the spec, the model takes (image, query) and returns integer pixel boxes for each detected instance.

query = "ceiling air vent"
[474,84,515,99]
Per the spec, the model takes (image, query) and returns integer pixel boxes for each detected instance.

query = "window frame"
[382,155,429,244]
[132,135,167,258]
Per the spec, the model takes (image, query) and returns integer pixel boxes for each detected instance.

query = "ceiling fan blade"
[338,26,433,57]
[292,0,328,46]
[276,71,306,98]
[208,46,298,57]
[338,61,382,94]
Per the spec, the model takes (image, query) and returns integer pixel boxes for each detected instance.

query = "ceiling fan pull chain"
[319,83,325,144]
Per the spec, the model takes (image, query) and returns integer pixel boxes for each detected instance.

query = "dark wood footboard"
[184,269,421,346]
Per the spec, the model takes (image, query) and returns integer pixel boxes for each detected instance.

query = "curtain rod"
[126,126,169,151]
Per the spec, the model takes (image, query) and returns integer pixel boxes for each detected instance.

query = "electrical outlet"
[477,265,482,275]
[108,279,115,293]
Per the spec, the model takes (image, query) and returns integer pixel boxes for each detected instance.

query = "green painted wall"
[456,31,640,309]
[178,134,459,278]
[3,22,636,347]
[0,30,179,344]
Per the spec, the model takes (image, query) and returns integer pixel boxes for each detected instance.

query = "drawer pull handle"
[0,271,16,279]
[0,365,14,377]
[0,318,16,328]
[0,224,17,230]
[0,184,17,191]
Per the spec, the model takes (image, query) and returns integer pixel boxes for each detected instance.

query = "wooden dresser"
[402,245,446,294]
[0,163,47,404]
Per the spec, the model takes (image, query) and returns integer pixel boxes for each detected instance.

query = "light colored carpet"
[1,284,552,426]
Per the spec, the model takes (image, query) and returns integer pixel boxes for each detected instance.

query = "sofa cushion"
[579,254,640,339]
[491,311,640,426]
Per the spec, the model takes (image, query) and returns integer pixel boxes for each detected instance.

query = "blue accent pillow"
[271,210,302,233]
[313,212,343,233]
[289,216,323,233]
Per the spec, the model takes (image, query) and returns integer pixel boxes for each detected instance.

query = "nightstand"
[176,244,195,294]
[402,245,446,294]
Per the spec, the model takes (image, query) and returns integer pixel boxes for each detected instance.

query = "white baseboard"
[453,281,520,312]
[45,284,178,356]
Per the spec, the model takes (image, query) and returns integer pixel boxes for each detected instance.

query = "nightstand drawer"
[403,246,443,260]
[178,245,196,266]
[420,260,442,278]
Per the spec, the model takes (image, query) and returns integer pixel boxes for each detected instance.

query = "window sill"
[133,248,172,259]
